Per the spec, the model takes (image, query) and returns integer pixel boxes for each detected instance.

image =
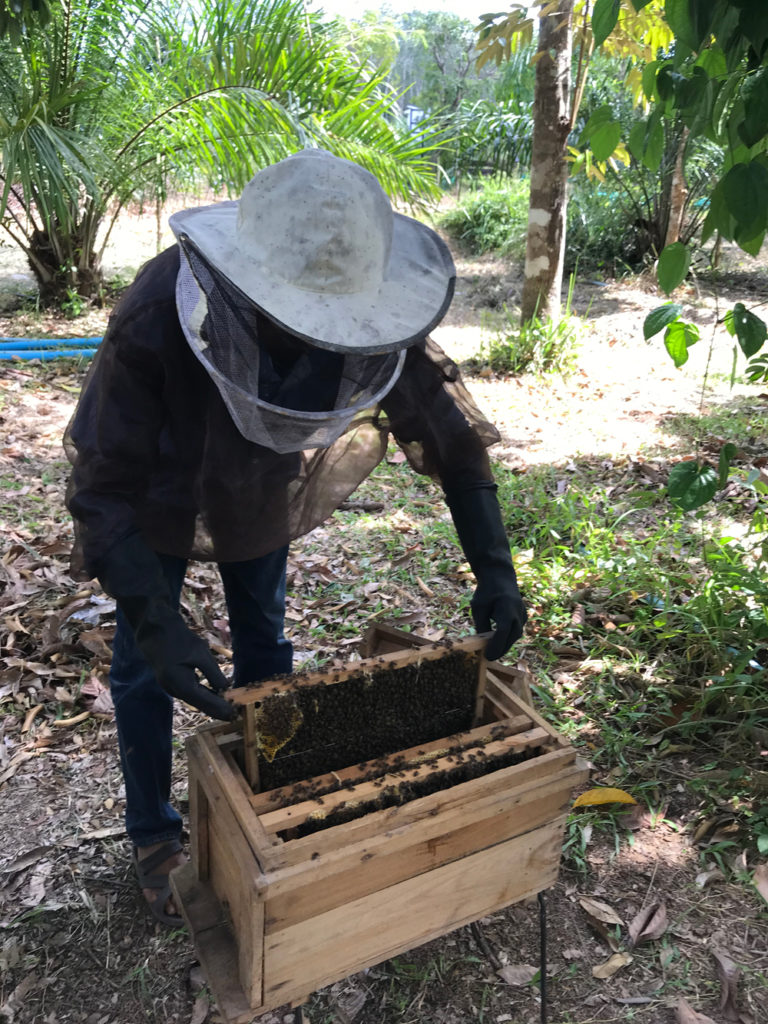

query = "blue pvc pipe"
[0,349,101,360]
[0,337,103,348]
[0,335,103,360]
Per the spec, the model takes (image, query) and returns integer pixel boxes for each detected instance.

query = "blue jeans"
[109,547,293,848]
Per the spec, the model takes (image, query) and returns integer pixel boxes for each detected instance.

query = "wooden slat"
[258,727,550,834]
[186,740,267,1009]
[266,746,575,871]
[195,731,282,868]
[187,742,210,882]
[486,672,568,746]
[260,753,584,894]
[359,622,431,657]
[226,635,488,707]
[264,767,580,931]
[170,862,256,1024]
[485,690,517,721]
[473,650,488,726]
[262,817,566,1010]
[248,714,534,815]
[207,825,264,1007]
[242,704,260,791]
[486,661,534,706]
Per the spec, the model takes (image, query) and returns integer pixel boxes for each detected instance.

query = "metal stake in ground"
[539,890,548,1024]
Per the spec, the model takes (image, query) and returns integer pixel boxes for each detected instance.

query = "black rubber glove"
[446,484,527,661]
[96,533,236,721]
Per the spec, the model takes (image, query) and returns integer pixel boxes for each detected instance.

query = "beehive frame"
[171,627,586,1022]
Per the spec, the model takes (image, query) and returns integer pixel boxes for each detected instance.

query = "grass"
[468,274,584,377]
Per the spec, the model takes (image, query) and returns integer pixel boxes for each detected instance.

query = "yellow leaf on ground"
[574,787,637,808]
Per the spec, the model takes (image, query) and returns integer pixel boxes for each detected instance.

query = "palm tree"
[0,0,52,43]
[0,0,444,304]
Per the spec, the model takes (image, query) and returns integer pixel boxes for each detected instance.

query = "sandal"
[133,839,185,927]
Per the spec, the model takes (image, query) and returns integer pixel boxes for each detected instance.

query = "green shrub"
[475,309,580,375]
[469,274,581,376]
[437,178,528,258]
[565,176,642,277]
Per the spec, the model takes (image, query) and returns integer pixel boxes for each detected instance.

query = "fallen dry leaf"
[51,710,91,728]
[562,947,584,960]
[628,901,667,947]
[696,867,726,889]
[0,972,38,1020]
[0,845,56,877]
[90,689,114,716]
[579,896,624,950]
[497,964,538,986]
[591,951,632,979]
[20,704,43,733]
[22,860,52,907]
[578,896,624,926]
[189,994,209,1024]
[713,949,752,1023]
[677,997,717,1024]
[754,863,768,904]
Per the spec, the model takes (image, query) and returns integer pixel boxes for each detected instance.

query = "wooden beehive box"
[172,626,587,1022]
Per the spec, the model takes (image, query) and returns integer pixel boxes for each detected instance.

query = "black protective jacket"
[65,246,500,578]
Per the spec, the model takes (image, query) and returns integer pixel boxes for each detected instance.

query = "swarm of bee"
[295,741,537,838]
[255,649,479,790]
[255,692,304,762]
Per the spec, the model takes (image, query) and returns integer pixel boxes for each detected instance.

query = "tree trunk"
[27,221,103,306]
[520,0,574,325]
[664,127,689,248]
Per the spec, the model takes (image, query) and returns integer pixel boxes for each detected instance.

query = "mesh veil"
[176,237,405,454]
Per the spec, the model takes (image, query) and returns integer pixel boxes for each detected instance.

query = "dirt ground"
[0,207,766,1024]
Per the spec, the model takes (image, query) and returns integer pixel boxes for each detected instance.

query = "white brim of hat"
[169,201,455,354]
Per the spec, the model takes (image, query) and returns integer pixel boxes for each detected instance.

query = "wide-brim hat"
[169,149,455,354]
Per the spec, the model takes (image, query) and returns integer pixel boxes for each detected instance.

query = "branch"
[114,84,287,161]
[570,2,594,130]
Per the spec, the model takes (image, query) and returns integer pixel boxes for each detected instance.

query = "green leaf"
[739,68,768,149]
[629,0,653,10]
[644,113,665,171]
[656,66,678,102]
[644,303,683,340]
[703,178,736,242]
[641,60,659,101]
[592,0,621,47]
[665,0,705,51]
[590,121,621,161]
[628,122,645,163]
[675,66,708,112]
[663,320,699,368]
[730,302,768,358]
[629,113,664,172]
[736,228,766,258]
[657,242,690,295]
[579,104,614,146]
[718,443,738,489]
[724,308,736,338]
[695,44,727,81]
[722,162,768,239]
[739,5,768,55]
[668,461,719,511]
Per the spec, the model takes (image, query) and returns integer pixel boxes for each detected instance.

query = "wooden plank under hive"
[172,625,587,1021]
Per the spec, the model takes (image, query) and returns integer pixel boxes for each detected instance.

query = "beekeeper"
[64,149,526,925]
